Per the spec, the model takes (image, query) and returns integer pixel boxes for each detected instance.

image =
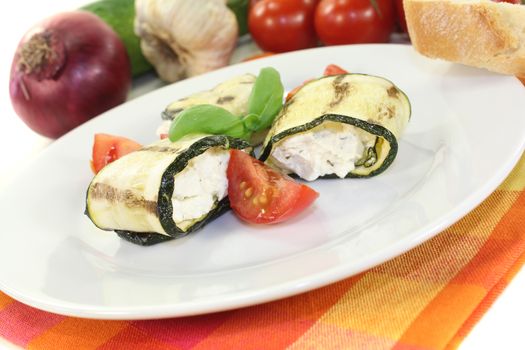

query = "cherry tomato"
[394,0,408,33]
[286,64,348,101]
[314,0,395,45]
[285,79,313,102]
[227,149,319,224]
[323,64,348,76]
[248,0,319,53]
[90,133,142,174]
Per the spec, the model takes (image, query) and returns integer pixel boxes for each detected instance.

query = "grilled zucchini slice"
[86,135,250,245]
[260,74,411,180]
[161,73,256,121]
[157,73,268,144]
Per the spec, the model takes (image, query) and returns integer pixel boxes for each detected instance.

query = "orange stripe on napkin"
[193,276,362,350]
[394,283,486,349]
[132,312,233,349]
[393,188,525,349]
[0,293,14,309]
[27,319,127,350]
[447,249,525,350]
[98,324,176,350]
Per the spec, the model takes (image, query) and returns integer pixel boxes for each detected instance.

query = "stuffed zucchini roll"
[86,135,250,245]
[157,74,256,137]
[260,74,411,181]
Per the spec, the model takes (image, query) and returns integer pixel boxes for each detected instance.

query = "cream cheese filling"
[171,147,230,229]
[270,122,374,181]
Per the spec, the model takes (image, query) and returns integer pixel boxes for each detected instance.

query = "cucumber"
[227,0,250,36]
[82,0,153,77]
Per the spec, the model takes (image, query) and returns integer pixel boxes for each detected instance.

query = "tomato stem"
[369,0,383,18]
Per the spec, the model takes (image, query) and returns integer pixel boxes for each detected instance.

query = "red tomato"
[394,0,408,33]
[90,133,142,174]
[286,64,348,101]
[227,150,319,224]
[242,52,276,61]
[248,0,319,53]
[285,79,313,102]
[314,0,395,45]
[323,64,349,76]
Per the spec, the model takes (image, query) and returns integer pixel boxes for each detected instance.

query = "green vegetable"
[168,105,250,142]
[168,67,284,142]
[260,73,411,178]
[246,67,285,131]
[226,0,250,36]
[82,0,153,77]
[86,135,251,246]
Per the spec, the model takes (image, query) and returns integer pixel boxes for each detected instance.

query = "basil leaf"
[247,67,284,131]
[168,104,249,142]
[242,113,260,131]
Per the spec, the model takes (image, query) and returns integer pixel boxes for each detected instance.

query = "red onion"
[9,11,131,139]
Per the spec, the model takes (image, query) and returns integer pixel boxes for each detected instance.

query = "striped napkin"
[0,85,524,350]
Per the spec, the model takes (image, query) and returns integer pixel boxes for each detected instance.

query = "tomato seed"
[252,197,259,206]
[244,187,253,198]
[259,195,268,205]
[239,181,247,190]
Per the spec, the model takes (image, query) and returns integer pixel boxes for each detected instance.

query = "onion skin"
[9,11,131,139]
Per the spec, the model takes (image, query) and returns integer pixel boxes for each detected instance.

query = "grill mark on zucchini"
[90,183,158,215]
[163,107,183,120]
[376,104,396,120]
[329,75,351,108]
[161,110,173,120]
[387,86,399,98]
[216,96,235,104]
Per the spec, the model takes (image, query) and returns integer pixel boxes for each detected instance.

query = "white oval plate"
[1,45,524,320]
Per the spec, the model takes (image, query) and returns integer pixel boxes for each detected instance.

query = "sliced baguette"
[404,0,525,77]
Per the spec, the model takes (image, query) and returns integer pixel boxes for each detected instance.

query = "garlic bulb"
[135,0,238,82]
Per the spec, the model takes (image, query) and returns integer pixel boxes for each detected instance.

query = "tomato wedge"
[227,149,319,224]
[285,79,313,102]
[323,64,348,76]
[90,133,142,174]
[286,64,349,101]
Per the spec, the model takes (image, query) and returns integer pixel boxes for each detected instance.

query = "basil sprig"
[168,67,284,142]
[169,105,250,141]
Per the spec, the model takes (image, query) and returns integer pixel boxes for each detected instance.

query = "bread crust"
[404,0,525,77]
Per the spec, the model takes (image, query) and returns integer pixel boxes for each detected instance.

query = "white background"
[0,1,523,349]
